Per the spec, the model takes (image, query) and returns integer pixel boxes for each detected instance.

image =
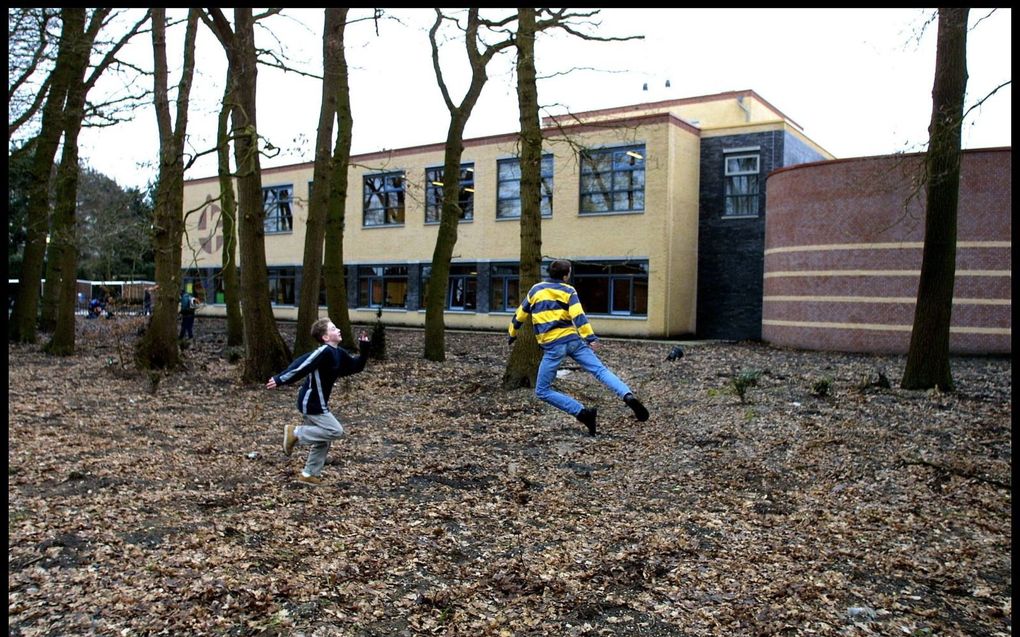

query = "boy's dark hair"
[548,259,572,280]
[311,318,332,343]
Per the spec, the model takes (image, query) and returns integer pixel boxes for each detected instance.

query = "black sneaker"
[624,393,649,422]
[576,407,598,436]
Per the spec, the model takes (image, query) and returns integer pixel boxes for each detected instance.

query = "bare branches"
[8,8,59,137]
[964,80,1012,122]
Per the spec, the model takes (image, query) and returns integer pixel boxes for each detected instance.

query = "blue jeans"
[535,339,632,416]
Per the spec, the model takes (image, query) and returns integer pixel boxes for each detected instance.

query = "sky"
[73,8,1012,191]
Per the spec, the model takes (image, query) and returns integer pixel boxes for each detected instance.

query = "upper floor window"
[357,265,408,308]
[496,155,553,219]
[571,261,648,316]
[579,145,645,215]
[263,185,293,233]
[724,152,760,216]
[363,171,406,227]
[426,164,474,223]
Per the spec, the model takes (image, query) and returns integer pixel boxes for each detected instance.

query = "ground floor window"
[358,265,408,309]
[489,263,521,312]
[421,263,477,311]
[268,267,297,305]
[571,261,648,316]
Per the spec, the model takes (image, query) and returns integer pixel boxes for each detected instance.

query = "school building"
[181,89,834,342]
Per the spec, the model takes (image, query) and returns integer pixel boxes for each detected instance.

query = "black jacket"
[272,342,369,415]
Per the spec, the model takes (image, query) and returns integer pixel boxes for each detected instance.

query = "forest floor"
[8,316,1012,637]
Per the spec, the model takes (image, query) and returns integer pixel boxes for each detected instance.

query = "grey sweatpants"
[296,411,345,476]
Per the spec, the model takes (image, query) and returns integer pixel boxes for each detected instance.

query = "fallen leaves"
[7,319,1012,636]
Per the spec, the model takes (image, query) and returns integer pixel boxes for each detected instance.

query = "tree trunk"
[324,13,355,346]
[217,72,243,347]
[424,9,510,361]
[224,9,292,382]
[423,121,470,362]
[136,8,199,370]
[43,9,98,354]
[503,7,544,389]
[8,8,80,344]
[902,7,969,391]
[296,8,349,354]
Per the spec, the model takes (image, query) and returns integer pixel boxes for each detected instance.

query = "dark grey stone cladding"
[695,130,825,340]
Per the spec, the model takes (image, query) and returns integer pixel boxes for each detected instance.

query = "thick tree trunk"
[423,122,470,362]
[424,9,503,362]
[323,11,355,347]
[43,11,95,355]
[228,9,292,382]
[137,9,199,370]
[503,8,544,389]
[902,7,969,391]
[8,8,80,344]
[297,8,349,354]
[217,74,243,348]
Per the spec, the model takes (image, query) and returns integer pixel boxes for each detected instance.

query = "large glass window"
[426,164,474,223]
[724,152,760,216]
[268,267,297,305]
[263,185,294,233]
[357,265,408,308]
[496,155,553,219]
[571,261,648,316]
[579,145,645,214]
[421,263,478,311]
[489,264,521,312]
[363,172,406,227]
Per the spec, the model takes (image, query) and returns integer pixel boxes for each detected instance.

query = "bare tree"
[136,8,199,369]
[8,8,59,138]
[295,8,352,355]
[502,7,544,388]
[320,11,369,352]
[423,9,517,361]
[500,9,641,386]
[216,71,243,347]
[901,7,970,391]
[10,8,83,344]
[203,8,292,383]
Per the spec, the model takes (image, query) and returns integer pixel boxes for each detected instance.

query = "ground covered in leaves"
[8,317,1012,636]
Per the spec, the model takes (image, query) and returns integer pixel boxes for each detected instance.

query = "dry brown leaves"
[8,317,1012,636]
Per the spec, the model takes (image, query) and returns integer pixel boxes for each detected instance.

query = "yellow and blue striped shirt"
[508,280,597,349]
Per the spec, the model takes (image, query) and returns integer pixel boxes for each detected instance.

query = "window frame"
[267,266,297,306]
[723,150,761,217]
[425,163,475,224]
[421,263,478,311]
[263,184,294,234]
[356,265,408,309]
[570,260,649,317]
[579,144,646,215]
[363,171,406,227]
[496,155,554,220]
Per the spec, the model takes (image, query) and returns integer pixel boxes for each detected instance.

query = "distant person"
[143,287,153,316]
[507,259,649,436]
[266,318,371,485]
[179,288,199,339]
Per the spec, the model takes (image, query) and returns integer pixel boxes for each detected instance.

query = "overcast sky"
[75,8,1012,191]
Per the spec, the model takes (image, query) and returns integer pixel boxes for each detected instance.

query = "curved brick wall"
[762,148,1011,354]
